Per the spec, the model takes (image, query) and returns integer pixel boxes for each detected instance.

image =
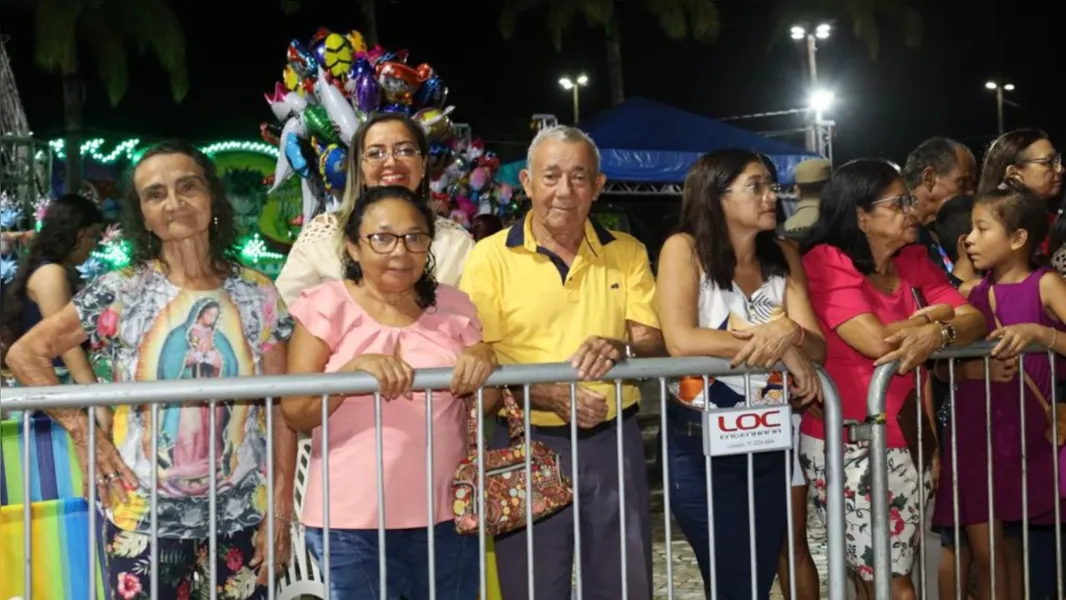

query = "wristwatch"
[937,322,957,348]
[623,342,636,360]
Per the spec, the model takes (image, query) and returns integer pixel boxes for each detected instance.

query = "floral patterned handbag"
[451,392,573,536]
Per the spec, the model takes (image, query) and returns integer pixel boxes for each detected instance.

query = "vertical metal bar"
[88,407,98,600]
[660,377,675,600]
[615,379,628,600]
[1051,355,1062,600]
[374,390,387,597]
[426,389,436,600]
[984,358,997,598]
[477,388,488,598]
[150,403,160,600]
[820,370,847,600]
[523,384,535,600]
[744,374,757,600]
[867,366,892,600]
[571,382,584,600]
[949,361,961,600]
[320,393,331,594]
[1019,356,1030,600]
[915,368,927,600]
[702,376,717,600]
[22,411,31,599]
[208,401,218,600]
[265,399,276,600]
[782,382,797,600]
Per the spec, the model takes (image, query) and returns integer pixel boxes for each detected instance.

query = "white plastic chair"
[276,436,326,600]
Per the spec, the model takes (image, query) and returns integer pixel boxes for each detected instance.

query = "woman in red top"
[798,159,985,599]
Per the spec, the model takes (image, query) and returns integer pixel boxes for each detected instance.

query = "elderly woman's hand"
[344,349,414,400]
[874,322,945,374]
[252,505,293,586]
[730,318,801,369]
[70,425,139,509]
[780,348,823,405]
[451,343,497,396]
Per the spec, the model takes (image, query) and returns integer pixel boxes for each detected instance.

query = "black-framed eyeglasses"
[361,232,432,254]
[1021,153,1063,169]
[872,194,917,214]
[727,181,782,197]
[363,146,422,163]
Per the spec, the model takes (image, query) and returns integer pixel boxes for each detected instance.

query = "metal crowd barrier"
[866,341,1063,600]
[1,356,849,600]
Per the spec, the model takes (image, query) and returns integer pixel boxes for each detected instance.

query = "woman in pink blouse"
[797,159,985,599]
[281,185,499,600]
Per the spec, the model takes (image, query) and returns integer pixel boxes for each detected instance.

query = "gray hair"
[526,125,601,174]
[902,137,973,189]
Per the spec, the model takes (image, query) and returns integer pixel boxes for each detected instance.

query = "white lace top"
[1052,244,1066,278]
[275,213,476,307]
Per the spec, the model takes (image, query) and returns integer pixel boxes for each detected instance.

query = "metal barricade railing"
[1,356,848,600]
[864,341,1062,600]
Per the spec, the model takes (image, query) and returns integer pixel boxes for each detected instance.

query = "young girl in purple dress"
[931,186,1066,600]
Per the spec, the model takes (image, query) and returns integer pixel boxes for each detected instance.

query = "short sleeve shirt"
[800,244,966,448]
[72,263,293,539]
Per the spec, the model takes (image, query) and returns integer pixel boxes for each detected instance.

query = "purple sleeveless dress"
[933,268,1066,528]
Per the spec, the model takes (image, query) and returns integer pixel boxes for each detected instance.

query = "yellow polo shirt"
[459,214,659,427]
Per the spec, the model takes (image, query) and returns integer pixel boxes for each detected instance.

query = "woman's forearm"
[948,312,986,346]
[271,405,298,513]
[7,340,89,435]
[60,347,98,385]
[279,394,344,433]
[664,327,747,359]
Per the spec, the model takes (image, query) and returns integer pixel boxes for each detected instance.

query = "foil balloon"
[270,116,308,192]
[284,133,311,179]
[381,103,412,115]
[315,67,359,144]
[376,62,432,105]
[413,106,455,141]
[353,72,381,113]
[260,122,281,146]
[316,142,349,192]
[309,27,331,64]
[265,82,308,122]
[349,57,373,79]
[346,30,367,54]
[287,40,319,78]
[283,65,301,92]
[303,104,340,144]
[320,33,354,79]
[414,74,448,108]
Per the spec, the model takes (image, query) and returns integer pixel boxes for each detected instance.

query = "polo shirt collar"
[504,212,616,256]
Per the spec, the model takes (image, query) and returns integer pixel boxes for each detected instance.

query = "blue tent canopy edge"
[498,97,819,187]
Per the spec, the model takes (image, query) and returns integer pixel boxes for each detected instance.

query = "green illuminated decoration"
[238,233,286,264]
[47,137,279,164]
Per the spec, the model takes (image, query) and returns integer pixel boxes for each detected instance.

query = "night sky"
[1,0,1060,165]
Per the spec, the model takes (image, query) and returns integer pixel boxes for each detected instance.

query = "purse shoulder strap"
[464,389,528,455]
[987,284,1051,411]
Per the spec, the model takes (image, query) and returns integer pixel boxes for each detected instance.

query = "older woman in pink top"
[281,185,499,600]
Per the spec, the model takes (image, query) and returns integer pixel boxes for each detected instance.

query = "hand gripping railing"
[2,356,850,600]
[862,341,1059,600]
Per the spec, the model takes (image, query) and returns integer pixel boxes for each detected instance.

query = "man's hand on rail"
[70,425,138,509]
[528,384,608,429]
[730,318,800,369]
[874,323,944,374]
[781,348,823,405]
[451,343,497,396]
[569,335,625,380]
[988,323,1056,360]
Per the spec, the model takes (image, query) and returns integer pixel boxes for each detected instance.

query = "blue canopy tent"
[499,97,819,193]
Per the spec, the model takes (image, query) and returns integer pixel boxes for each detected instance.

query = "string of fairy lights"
[43,138,280,163]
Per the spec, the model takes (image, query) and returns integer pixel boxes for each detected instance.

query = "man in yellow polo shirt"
[460,125,663,599]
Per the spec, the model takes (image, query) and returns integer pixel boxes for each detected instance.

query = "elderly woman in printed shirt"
[7,142,297,600]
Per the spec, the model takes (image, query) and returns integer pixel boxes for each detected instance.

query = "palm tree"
[499,0,721,107]
[22,0,188,193]
[769,0,922,59]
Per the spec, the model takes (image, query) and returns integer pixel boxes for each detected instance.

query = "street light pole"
[792,24,830,153]
[559,74,589,125]
[985,80,1015,135]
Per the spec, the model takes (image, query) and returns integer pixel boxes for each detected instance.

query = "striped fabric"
[1,416,85,506]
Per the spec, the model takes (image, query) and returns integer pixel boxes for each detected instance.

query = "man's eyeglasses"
[872,194,917,214]
[363,146,422,163]
[361,232,432,254]
[727,182,782,197]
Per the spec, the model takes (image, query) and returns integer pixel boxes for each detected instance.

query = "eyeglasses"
[361,232,432,254]
[872,194,917,214]
[363,146,422,163]
[727,182,782,197]
[1021,153,1063,169]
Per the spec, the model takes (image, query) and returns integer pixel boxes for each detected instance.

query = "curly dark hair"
[122,141,238,277]
[342,185,438,309]
[1,194,103,347]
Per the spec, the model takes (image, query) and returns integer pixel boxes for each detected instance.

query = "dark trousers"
[491,411,653,600]
[664,402,788,600]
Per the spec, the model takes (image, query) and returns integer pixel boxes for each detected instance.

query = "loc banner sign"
[702,405,792,457]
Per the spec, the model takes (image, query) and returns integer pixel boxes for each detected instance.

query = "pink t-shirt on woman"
[290,281,482,529]
[801,244,967,448]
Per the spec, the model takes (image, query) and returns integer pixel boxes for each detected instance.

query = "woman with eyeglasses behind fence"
[6,142,297,600]
[655,149,827,600]
[799,158,986,600]
[281,185,499,600]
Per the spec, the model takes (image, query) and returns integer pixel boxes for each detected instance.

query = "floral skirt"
[799,434,931,581]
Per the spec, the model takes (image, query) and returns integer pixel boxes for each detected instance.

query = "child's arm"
[987,272,1066,359]
[1040,272,1066,356]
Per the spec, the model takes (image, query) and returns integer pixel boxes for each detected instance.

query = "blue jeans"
[305,522,478,600]
[664,402,788,600]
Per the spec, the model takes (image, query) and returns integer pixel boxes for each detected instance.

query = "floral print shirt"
[73,263,293,539]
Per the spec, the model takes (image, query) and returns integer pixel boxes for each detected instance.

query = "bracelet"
[920,313,932,324]
[1049,328,1059,350]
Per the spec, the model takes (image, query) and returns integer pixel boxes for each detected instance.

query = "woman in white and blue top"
[656,150,827,600]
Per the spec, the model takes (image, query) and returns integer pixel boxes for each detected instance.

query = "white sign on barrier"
[702,404,793,457]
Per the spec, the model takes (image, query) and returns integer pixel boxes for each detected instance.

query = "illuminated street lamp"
[559,74,589,124]
[985,80,1015,135]
[792,23,831,153]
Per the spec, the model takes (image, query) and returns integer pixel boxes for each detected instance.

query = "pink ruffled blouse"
[290,281,483,529]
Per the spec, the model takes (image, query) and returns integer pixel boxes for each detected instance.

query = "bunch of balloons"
[427,136,524,227]
[261,27,456,227]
